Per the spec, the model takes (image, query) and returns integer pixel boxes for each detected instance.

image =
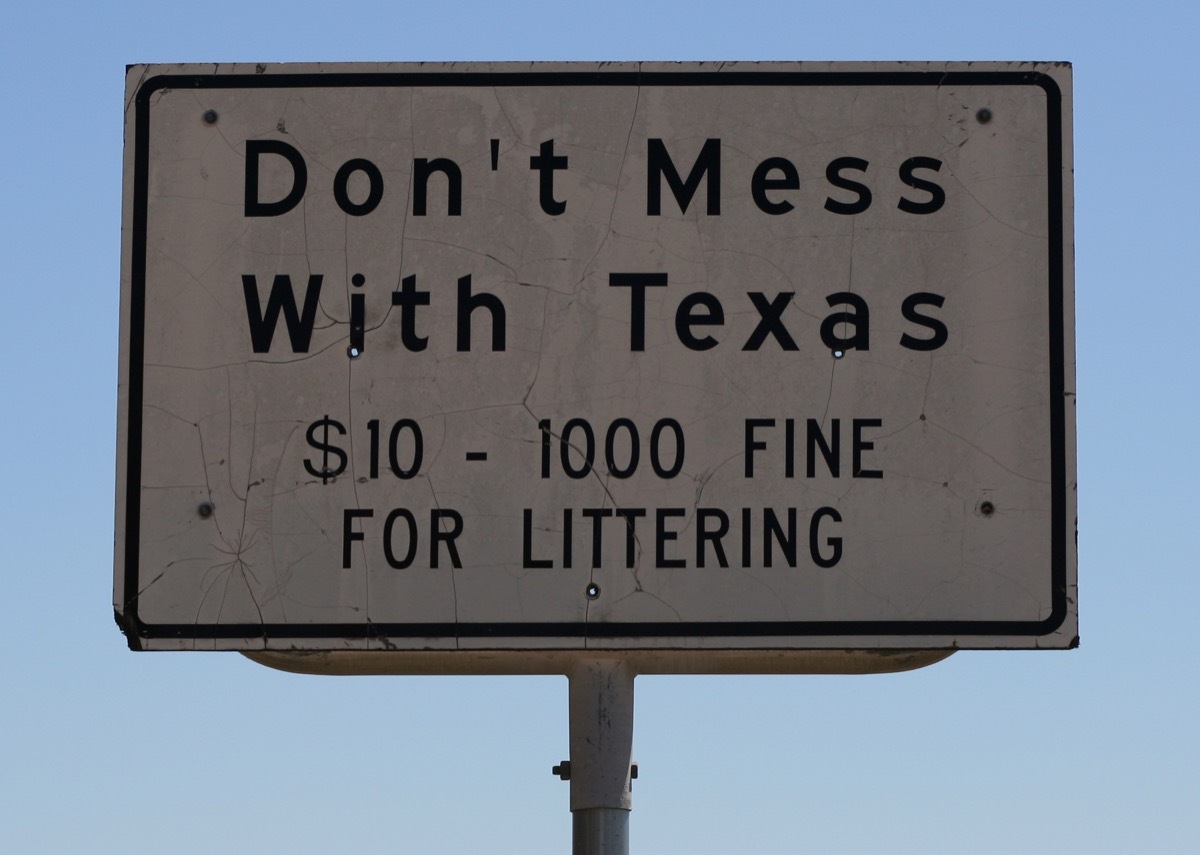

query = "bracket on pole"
[566,659,636,855]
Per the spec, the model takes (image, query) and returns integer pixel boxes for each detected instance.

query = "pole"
[566,659,635,855]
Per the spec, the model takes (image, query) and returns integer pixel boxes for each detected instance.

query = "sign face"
[116,62,1076,654]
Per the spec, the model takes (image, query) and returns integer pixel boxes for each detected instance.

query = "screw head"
[197,501,215,519]
[202,109,219,125]
[975,107,993,124]
[979,500,995,517]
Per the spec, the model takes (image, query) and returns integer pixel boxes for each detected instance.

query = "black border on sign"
[120,69,1069,645]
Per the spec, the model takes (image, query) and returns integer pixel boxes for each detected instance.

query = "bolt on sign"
[116,62,1076,657]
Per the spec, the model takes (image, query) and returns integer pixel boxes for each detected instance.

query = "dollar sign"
[304,415,348,484]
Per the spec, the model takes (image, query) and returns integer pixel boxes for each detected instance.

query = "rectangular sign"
[116,62,1076,654]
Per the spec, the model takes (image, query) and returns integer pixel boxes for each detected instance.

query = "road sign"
[116,62,1076,657]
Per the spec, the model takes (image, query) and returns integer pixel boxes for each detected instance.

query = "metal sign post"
[567,660,636,855]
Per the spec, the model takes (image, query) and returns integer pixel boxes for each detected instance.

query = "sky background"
[3,2,1197,853]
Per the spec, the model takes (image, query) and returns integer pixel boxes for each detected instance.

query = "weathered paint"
[116,62,1076,658]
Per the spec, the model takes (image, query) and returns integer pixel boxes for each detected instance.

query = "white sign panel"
[116,62,1076,654]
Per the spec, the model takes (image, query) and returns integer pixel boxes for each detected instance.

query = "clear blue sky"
[3,2,1196,853]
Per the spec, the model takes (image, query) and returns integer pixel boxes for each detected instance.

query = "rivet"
[202,109,219,125]
[979,500,995,517]
[976,107,993,124]
[585,583,601,600]
[198,501,215,519]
